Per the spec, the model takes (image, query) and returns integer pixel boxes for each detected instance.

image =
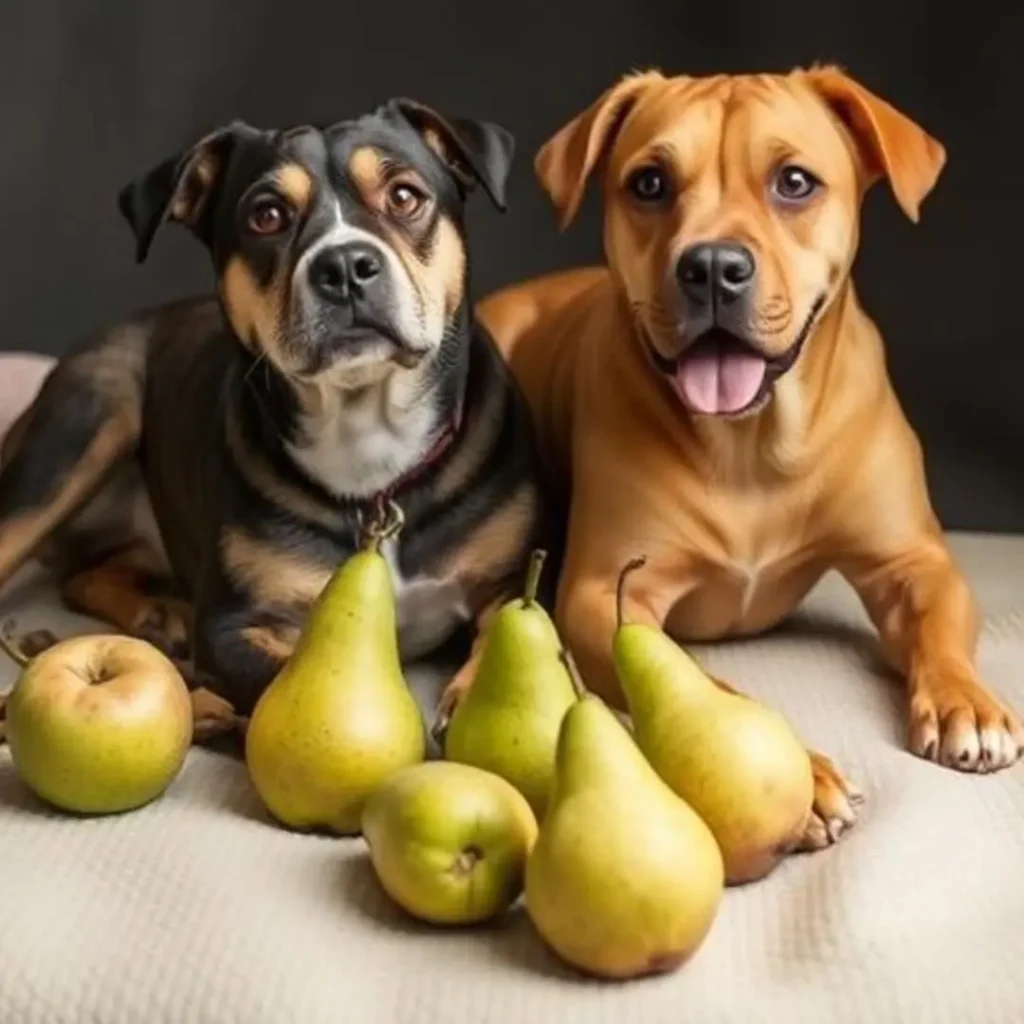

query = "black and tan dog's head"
[533,66,946,418]
[119,100,514,388]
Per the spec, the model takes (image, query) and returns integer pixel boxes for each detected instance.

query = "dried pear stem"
[615,556,648,631]
[559,648,587,700]
[0,622,30,668]
[523,549,547,607]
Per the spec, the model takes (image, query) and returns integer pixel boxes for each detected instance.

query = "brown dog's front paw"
[909,677,1024,773]
[798,751,863,851]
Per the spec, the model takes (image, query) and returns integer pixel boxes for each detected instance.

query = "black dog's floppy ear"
[392,98,515,211]
[117,121,256,263]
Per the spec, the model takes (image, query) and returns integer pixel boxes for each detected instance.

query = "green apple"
[362,761,538,925]
[5,634,193,814]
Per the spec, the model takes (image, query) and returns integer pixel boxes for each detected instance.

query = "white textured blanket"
[2,534,1024,1024]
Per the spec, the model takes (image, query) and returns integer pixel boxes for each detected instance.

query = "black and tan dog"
[0,99,546,735]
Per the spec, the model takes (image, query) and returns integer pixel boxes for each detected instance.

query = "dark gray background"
[1,0,1021,531]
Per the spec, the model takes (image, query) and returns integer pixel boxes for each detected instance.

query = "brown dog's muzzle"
[648,238,824,417]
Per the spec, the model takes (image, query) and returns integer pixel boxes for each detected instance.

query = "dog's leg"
[558,573,861,849]
[841,531,1024,772]
[61,545,192,659]
[0,366,142,591]
[433,597,505,741]
[195,607,301,722]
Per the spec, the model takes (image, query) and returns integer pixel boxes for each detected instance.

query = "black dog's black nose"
[309,242,384,303]
[677,241,756,307]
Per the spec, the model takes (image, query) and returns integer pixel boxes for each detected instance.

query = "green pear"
[613,557,814,885]
[362,761,538,925]
[525,695,724,980]
[4,634,193,815]
[245,503,425,835]
[444,550,576,817]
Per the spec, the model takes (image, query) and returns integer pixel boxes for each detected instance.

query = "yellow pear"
[362,761,538,925]
[613,557,814,884]
[245,502,424,834]
[443,550,576,817]
[525,695,724,979]
[4,634,192,815]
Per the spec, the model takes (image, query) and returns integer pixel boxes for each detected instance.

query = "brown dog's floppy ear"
[392,99,515,211]
[117,121,259,263]
[534,70,665,230]
[803,66,946,223]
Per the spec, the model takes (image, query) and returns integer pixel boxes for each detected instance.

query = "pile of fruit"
[0,505,820,981]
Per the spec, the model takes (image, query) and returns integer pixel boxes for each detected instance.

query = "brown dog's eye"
[387,181,427,218]
[246,197,292,235]
[627,165,669,203]
[773,165,821,203]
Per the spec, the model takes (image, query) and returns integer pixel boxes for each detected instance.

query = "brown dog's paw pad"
[798,751,862,852]
[909,680,1023,774]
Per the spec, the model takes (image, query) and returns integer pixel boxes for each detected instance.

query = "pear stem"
[523,549,547,607]
[616,556,648,631]
[0,623,30,669]
[559,648,587,700]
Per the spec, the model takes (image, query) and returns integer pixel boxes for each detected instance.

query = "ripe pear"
[525,695,724,980]
[245,503,425,835]
[613,557,814,885]
[443,550,576,817]
[4,634,192,815]
[362,761,538,925]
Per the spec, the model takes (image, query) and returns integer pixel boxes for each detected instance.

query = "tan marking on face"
[273,163,314,214]
[221,528,332,607]
[348,146,386,198]
[597,72,864,360]
[220,256,287,362]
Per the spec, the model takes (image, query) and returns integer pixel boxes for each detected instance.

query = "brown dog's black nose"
[310,242,384,304]
[677,242,756,308]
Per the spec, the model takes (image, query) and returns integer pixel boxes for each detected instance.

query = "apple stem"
[616,556,648,631]
[0,626,29,668]
[523,549,547,607]
[559,648,587,699]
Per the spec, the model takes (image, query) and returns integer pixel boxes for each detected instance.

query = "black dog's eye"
[627,165,670,203]
[773,165,821,203]
[246,196,292,236]
[387,181,427,218]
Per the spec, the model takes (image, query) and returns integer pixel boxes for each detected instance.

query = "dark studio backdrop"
[1,0,1021,531]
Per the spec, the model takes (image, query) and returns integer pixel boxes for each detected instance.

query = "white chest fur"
[287,376,438,500]
[379,538,470,659]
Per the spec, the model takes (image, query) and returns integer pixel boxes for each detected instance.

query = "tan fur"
[479,67,1020,828]
[220,256,284,358]
[437,482,538,603]
[221,527,332,607]
[0,410,139,583]
[240,623,301,664]
[273,163,314,214]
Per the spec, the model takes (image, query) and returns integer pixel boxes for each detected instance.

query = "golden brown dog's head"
[536,67,946,417]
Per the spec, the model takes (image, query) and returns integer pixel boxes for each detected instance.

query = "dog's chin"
[296,327,432,388]
[647,296,825,419]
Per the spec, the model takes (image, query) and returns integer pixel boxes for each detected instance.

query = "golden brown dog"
[472,65,1024,848]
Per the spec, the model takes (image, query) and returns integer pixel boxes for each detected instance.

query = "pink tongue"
[674,345,767,414]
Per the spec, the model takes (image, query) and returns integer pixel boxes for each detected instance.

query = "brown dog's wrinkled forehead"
[536,66,946,228]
